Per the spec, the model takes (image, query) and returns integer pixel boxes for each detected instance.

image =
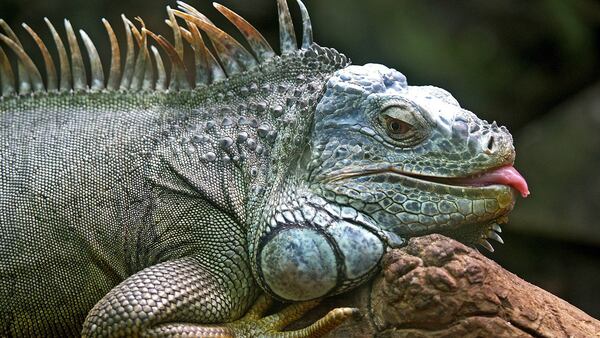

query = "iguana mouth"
[324,165,526,252]
[327,165,530,197]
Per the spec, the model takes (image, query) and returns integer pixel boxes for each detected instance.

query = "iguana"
[0,0,529,336]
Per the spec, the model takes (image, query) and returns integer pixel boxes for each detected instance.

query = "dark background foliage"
[1,0,599,318]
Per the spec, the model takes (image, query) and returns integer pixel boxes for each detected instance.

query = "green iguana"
[0,0,529,336]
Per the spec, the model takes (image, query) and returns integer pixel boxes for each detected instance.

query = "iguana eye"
[376,103,429,146]
[379,105,418,140]
[384,117,413,138]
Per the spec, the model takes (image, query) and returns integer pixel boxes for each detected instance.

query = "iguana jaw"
[315,163,526,251]
[324,164,529,197]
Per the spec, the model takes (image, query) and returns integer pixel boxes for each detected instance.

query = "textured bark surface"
[291,234,600,337]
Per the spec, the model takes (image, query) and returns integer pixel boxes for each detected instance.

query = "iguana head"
[308,63,529,248]
[237,1,529,303]
[255,61,528,302]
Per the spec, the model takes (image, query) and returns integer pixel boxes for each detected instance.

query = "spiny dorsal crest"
[0,0,348,97]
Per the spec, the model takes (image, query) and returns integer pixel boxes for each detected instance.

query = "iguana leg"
[82,257,352,338]
[81,256,257,337]
[144,294,358,337]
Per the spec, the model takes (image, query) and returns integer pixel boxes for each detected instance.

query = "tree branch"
[290,234,600,337]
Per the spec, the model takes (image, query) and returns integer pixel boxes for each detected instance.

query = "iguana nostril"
[485,135,495,153]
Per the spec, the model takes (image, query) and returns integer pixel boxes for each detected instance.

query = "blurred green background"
[1,0,599,318]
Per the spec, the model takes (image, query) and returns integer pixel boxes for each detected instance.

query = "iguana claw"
[224,294,358,338]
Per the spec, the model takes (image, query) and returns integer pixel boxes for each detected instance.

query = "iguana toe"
[224,294,358,338]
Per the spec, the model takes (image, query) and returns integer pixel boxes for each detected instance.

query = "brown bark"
[291,234,600,337]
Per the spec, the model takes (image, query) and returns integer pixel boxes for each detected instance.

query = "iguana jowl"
[0,0,529,336]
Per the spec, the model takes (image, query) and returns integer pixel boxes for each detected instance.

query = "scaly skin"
[0,0,525,336]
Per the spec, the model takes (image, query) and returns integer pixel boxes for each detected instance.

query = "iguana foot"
[143,294,357,337]
[225,294,358,337]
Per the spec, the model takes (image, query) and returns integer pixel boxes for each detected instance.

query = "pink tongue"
[466,166,530,197]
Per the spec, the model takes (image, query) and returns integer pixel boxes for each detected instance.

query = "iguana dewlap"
[0,0,528,336]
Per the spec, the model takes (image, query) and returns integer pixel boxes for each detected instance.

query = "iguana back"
[1,93,160,334]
